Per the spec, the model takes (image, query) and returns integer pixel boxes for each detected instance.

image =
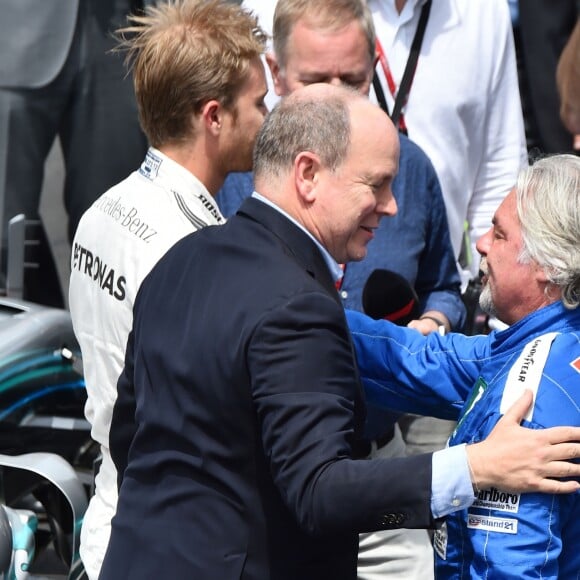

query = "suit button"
[380,513,406,527]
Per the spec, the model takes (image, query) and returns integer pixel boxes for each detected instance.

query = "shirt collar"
[251,192,343,282]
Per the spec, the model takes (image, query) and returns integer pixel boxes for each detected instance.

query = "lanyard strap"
[373,0,432,133]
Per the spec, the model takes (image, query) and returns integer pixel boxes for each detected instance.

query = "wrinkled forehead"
[286,18,372,63]
[493,188,519,227]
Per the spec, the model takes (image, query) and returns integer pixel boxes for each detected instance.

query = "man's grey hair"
[516,154,580,309]
[253,92,353,181]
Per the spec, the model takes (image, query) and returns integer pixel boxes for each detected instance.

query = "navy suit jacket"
[102,198,433,580]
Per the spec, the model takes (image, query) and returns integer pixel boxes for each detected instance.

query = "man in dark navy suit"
[102,84,580,580]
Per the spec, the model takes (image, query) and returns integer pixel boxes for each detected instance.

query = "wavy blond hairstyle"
[115,0,266,147]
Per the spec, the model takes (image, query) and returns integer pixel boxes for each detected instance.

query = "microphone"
[362,269,420,325]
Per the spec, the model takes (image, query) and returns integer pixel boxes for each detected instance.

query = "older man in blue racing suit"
[347,154,580,578]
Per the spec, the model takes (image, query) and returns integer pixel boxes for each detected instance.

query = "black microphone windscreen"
[362,269,420,325]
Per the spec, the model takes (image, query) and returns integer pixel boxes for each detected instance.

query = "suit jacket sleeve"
[249,289,434,534]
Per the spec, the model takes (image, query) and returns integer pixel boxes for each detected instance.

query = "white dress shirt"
[369,0,527,275]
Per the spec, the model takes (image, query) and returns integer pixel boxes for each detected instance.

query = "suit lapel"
[237,197,367,434]
[237,198,341,304]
